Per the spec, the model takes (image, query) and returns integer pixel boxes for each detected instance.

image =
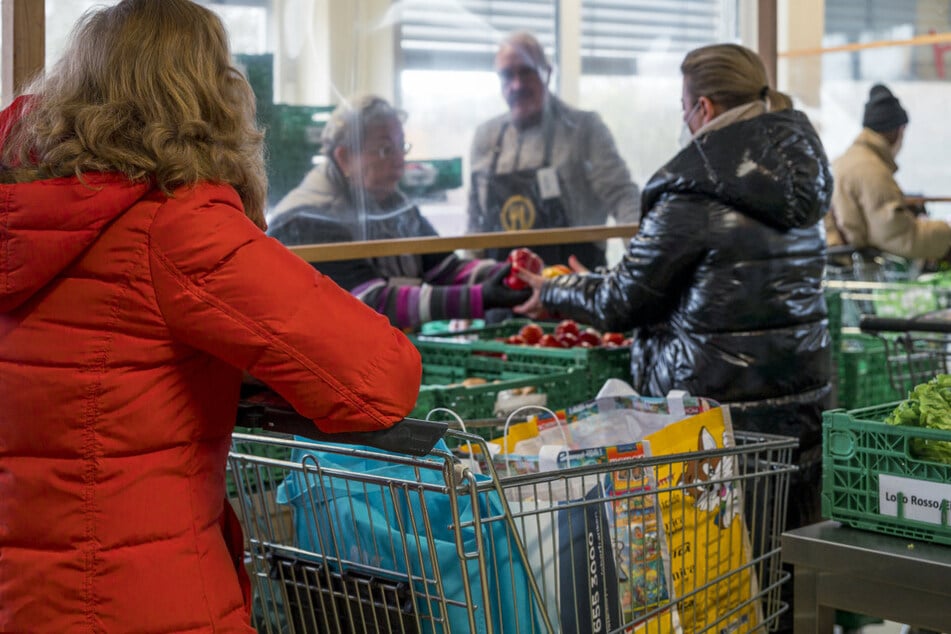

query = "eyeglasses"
[498,65,540,84]
[367,142,412,160]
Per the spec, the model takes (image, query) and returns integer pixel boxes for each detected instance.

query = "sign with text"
[879,474,951,525]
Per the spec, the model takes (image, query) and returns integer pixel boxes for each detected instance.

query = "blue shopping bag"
[276,439,542,634]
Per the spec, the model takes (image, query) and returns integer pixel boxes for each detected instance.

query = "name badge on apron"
[537,166,561,200]
[476,118,604,269]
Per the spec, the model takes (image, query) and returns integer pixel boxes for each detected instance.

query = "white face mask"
[679,101,701,149]
[678,122,694,149]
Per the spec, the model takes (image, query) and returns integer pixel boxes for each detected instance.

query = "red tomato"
[538,334,565,348]
[554,319,580,338]
[518,323,544,345]
[602,332,626,346]
[506,334,526,345]
[577,330,602,347]
[557,332,579,348]
[504,248,544,289]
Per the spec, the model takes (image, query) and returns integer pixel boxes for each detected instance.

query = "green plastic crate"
[414,319,631,397]
[821,404,951,545]
[418,318,558,340]
[836,332,903,410]
[410,339,591,421]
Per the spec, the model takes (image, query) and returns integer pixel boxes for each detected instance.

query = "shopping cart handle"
[236,402,448,456]
[861,312,951,334]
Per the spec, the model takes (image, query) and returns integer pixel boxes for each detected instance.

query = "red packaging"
[504,248,543,289]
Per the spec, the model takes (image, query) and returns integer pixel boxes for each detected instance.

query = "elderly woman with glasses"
[268,95,531,330]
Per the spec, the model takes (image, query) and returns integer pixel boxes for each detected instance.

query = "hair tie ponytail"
[759,85,770,100]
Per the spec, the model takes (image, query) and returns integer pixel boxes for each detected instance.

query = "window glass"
[578,0,741,190]
[46,1,266,66]
[37,1,747,249]
[786,0,951,221]
[45,1,122,68]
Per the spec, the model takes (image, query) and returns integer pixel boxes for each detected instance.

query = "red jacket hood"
[0,95,153,312]
[0,174,151,312]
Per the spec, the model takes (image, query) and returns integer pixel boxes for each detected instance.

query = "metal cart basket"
[228,397,797,633]
[860,309,951,395]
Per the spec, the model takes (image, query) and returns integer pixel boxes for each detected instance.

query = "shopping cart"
[823,277,951,409]
[860,309,951,396]
[230,390,551,634]
[824,245,919,283]
[228,390,797,633]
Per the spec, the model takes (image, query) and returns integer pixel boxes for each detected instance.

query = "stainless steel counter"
[782,520,951,632]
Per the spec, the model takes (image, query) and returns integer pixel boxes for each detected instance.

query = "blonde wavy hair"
[681,43,793,113]
[0,0,267,229]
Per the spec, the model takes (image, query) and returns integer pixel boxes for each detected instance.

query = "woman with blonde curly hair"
[0,1,422,631]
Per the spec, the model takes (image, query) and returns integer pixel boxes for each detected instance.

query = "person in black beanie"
[827,83,951,259]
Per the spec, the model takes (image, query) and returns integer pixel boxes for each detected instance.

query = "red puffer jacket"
[0,165,422,628]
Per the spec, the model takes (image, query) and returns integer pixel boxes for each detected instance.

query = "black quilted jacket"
[541,109,833,448]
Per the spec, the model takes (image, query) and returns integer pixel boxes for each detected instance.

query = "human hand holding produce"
[503,248,544,290]
[482,263,532,310]
[510,254,547,318]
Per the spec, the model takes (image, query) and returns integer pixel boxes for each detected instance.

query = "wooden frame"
[287,223,640,263]
[758,0,778,87]
[1,0,44,106]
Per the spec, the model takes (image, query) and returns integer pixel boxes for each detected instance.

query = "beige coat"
[829,128,951,258]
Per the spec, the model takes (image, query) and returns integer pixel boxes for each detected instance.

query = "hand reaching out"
[567,254,590,274]
[481,263,532,310]
[512,267,546,319]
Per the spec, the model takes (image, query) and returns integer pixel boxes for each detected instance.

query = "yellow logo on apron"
[499,194,536,231]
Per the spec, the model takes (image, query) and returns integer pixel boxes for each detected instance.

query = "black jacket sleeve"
[540,194,709,333]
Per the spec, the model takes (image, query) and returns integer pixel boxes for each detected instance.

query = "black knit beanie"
[862,83,908,133]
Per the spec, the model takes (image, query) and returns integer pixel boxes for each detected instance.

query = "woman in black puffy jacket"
[518,43,832,532]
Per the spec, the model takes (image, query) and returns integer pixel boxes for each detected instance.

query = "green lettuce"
[885,374,951,463]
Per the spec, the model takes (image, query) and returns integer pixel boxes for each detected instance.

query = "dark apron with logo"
[481,121,606,269]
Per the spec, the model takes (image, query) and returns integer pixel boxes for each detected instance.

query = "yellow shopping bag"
[638,407,761,634]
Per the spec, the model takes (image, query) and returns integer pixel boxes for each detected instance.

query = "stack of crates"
[825,285,899,410]
[824,273,951,410]
[836,333,903,409]
[410,320,631,422]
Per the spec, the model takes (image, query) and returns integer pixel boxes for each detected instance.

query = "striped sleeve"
[351,278,485,330]
[423,253,502,286]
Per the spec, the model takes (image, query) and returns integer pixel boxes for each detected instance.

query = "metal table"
[782,521,951,632]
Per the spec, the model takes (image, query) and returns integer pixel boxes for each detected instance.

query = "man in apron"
[467,31,640,270]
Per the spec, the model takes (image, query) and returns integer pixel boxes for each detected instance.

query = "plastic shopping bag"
[487,391,720,472]
[276,439,542,634]
[641,407,761,634]
[557,482,622,634]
